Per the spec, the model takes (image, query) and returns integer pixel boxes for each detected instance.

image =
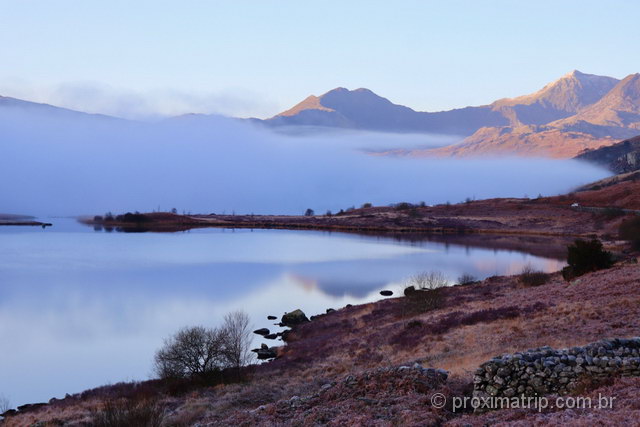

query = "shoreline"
[5,259,640,424]
[0,221,52,227]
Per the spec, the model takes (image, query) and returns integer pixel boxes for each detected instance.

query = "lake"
[0,219,566,407]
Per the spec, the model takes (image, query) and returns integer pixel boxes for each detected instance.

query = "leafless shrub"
[519,265,550,287]
[154,310,254,381]
[402,271,449,315]
[410,271,448,291]
[457,273,477,285]
[154,326,228,380]
[92,398,164,427]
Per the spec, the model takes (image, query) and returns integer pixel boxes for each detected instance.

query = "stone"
[256,346,278,360]
[404,286,416,296]
[503,387,516,397]
[281,309,310,327]
[485,385,500,396]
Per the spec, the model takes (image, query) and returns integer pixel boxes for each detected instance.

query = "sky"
[1,0,640,119]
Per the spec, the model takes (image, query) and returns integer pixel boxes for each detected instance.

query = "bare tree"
[222,310,254,379]
[154,326,228,379]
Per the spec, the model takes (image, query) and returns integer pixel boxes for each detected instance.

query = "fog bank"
[0,109,610,217]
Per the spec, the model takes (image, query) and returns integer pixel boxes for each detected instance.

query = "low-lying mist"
[0,109,611,217]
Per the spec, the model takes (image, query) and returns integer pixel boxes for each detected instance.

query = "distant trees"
[361,202,372,209]
[304,208,315,216]
[154,310,254,381]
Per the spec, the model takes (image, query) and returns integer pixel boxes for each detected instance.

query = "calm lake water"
[0,219,565,407]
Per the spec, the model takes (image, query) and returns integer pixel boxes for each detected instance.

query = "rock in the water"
[267,315,277,320]
[281,309,309,327]
[253,328,270,336]
[380,290,393,296]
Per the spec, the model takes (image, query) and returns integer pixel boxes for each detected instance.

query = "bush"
[402,271,448,314]
[92,399,164,427]
[518,265,550,287]
[361,202,372,209]
[563,238,613,280]
[619,216,640,250]
[457,273,477,285]
[395,202,412,211]
[304,208,314,217]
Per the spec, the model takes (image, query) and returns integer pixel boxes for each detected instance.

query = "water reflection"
[0,220,566,407]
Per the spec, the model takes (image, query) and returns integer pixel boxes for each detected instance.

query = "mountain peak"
[492,71,619,123]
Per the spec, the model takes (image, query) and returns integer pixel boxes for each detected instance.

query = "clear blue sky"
[1,0,639,118]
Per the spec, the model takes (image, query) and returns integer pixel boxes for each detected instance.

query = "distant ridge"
[0,95,122,122]
[265,71,623,152]
[406,71,640,158]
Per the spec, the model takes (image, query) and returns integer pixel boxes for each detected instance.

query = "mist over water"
[0,109,610,217]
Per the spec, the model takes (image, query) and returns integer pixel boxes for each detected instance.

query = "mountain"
[489,70,619,126]
[266,87,508,135]
[0,95,120,122]
[413,72,640,158]
[265,71,620,141]
[552,73,640,133]
[575,134,640,173]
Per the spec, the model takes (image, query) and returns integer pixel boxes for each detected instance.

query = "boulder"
[404,286,416,296]
[281,309,309,327]
[256,346,278,360]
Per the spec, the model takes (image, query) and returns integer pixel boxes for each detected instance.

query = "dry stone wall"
[474,338,640,399]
